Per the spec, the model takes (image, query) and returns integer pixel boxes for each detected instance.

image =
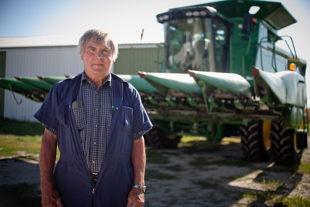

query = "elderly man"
[35,29,152,207]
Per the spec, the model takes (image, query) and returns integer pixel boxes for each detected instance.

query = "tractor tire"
[240,121,271,162]
[270,122,302,165]
[145,127,181,149]
[143,131,151,146]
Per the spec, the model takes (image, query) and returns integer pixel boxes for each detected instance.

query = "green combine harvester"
[0,0,308,165]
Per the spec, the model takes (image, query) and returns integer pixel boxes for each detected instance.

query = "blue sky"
[1,0,310,101]
[1,0,309,42]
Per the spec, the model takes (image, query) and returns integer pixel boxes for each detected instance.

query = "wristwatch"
[132,184,146,192]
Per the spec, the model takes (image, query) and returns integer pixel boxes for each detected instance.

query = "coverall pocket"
[118,106,133,132]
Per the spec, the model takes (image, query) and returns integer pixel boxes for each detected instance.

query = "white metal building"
[0,35,162,122]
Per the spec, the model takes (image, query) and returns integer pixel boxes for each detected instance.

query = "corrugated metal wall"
[1,44,164,122]
[114,44,163,74]
[3,46,84,122]
[5,47,83,77]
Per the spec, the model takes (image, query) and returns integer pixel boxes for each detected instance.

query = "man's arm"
[127,136,146,207]
[40,128,63,207]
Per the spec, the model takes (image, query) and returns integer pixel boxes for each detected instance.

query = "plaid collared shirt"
[74,72,112,173]
[44,72,147,173]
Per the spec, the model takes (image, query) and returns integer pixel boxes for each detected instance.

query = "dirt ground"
[0,137,309,207]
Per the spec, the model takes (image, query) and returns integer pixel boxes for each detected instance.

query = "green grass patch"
[240,191,310,207]
[180,136,240,154]
[260,179,282,189]
[0,118,62,160]
[0,118,44,157]
[282,196,310,207]
[181,136,207,144]
[240,191,281,206]
[298,162,310,174]
[0,134,42,157]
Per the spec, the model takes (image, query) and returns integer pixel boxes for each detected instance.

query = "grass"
[0,118,44,158]
[239,191,310,207]
[298,162,310,174]
[260,179,282,189]
[282,196,310,207]
[0,135,42,157]
[181,136,222,154]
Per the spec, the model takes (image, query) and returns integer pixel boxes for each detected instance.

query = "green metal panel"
[114,46,163,75]
[0,52,5,117]
[229,18,260,78]
[192,0,296,30]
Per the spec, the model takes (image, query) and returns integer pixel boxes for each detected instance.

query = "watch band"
[132,184,146,192]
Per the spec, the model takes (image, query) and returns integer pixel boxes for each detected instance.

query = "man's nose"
[95,52,103,58]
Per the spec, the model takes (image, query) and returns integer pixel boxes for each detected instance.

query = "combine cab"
[0,0,307,165]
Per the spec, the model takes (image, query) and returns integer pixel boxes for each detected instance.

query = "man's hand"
[41,185,63,207]
[127,188,145,207]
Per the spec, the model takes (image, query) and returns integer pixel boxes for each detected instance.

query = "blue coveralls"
[34,73,152,207]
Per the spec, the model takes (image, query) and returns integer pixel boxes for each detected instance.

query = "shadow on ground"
[0,158,41,207]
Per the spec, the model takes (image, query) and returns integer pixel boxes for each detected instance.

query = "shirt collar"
[81,71,112,88]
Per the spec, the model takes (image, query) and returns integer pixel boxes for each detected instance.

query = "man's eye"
[102,49,110,54]
[88,48,95,53]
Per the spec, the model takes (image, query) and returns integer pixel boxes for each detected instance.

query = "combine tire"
[143,133,151,146]
[240,121,270,162]
[144,127,181,149]
[270,122,302,165]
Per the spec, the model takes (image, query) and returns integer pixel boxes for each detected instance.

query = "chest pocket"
[72,101,86,131]
[118,106,133,132]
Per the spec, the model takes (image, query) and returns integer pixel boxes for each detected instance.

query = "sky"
[1,0,310,101]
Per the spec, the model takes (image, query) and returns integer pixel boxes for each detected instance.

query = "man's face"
[81,37,114,80]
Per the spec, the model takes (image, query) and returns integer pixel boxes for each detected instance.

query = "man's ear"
[81,55,84,61]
